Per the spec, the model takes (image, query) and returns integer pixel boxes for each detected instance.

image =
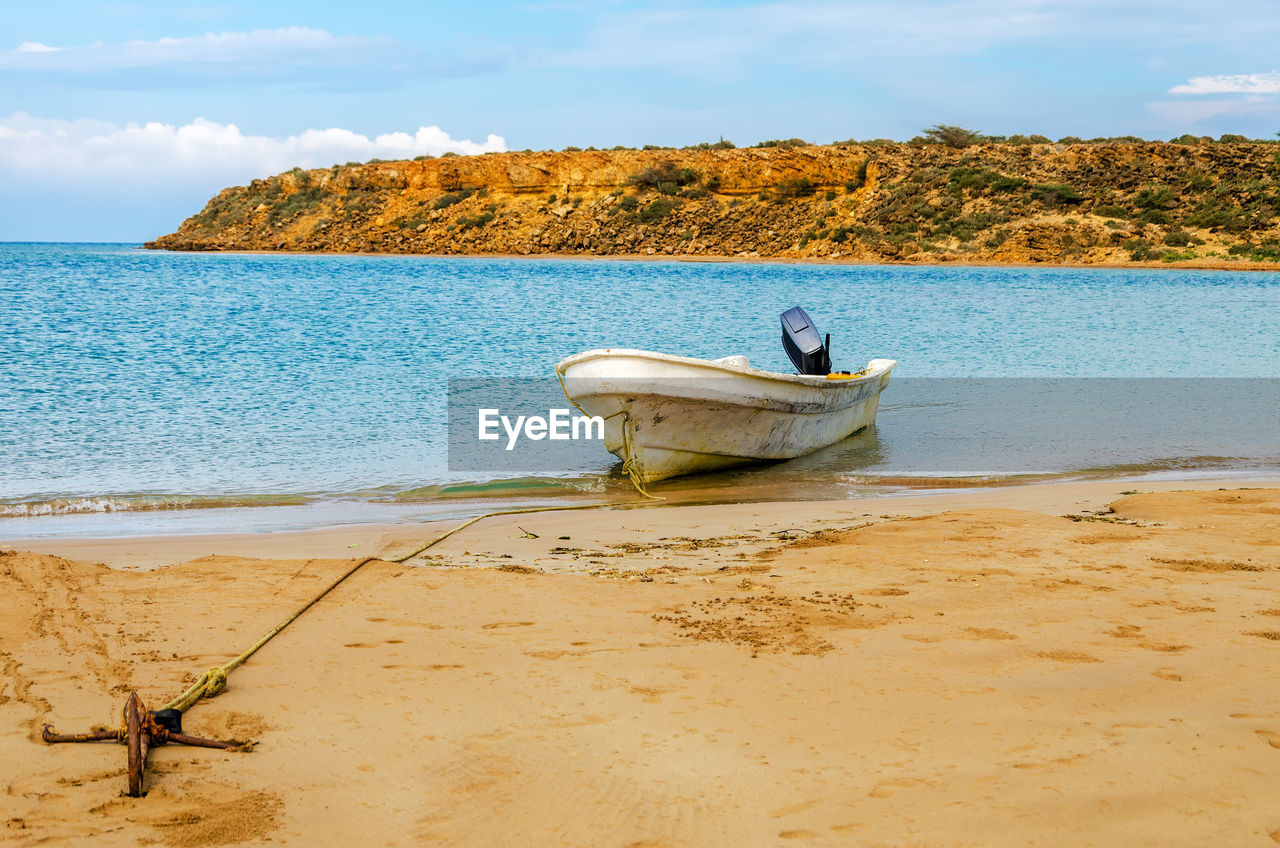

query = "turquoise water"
[1,242,1278,536]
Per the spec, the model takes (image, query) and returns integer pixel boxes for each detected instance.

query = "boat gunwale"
[555,348,897,389]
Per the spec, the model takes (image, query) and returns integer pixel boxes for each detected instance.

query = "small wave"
[848,456,1280,490]
[385,475,610,501]
[1073,455,1280,477]
[846,473,1057,489]
[0,493,316,518]
[7,455,1275,522]
[0,476,614,520]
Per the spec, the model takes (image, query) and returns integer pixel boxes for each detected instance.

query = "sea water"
[1,243,1278,537]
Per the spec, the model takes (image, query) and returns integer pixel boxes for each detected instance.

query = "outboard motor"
[780,306,832,375]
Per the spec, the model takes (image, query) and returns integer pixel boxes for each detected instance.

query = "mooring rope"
[162,498,659,713]
[163,366,663,713]
[554,362,663,501]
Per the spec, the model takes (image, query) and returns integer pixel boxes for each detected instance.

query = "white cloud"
[1168,72,1280,95]
[1146,97,1279,125]
[1157,69,1280,127]
[0,113,507,185]
[2,27,386,71]
[0,26,507,86]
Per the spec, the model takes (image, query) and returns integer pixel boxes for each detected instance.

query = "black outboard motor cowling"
[780,306,832,375]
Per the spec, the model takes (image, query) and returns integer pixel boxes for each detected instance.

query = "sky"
[3,0,1280,241]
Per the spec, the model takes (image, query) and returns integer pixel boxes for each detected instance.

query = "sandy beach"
[4,478,1280,846]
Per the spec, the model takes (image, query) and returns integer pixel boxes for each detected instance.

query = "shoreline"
[8,475,1279,569]
[136,244,1280,273]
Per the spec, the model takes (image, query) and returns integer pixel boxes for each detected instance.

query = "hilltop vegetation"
[148,135,1280,267]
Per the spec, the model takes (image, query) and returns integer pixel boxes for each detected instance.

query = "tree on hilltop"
[923,125,984,148]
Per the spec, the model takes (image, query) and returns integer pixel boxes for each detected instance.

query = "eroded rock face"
[146,143,1280,267]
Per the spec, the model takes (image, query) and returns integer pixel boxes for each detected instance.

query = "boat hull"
[557,349,896,483]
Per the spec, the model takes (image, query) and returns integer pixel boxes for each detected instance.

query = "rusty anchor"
[42,691,248,797]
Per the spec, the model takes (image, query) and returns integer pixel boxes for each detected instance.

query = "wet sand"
[3,479,1280,846]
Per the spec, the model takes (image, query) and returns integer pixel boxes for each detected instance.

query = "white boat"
[555,348,897,484]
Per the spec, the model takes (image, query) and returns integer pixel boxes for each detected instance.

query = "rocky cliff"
[148,142,1280,267]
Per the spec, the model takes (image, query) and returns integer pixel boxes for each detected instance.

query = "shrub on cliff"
[626,162,699,193]
[686,138,736,150]
[923,125,983,148]
[846,157,875,192]
[773,177,815,199]
[637,197,678,223]
[948,167,1025,194]
[1030,183,1083,207]
[754,138,809,148]
[434,190,474,210]
[1163,228,1202,246]
[1094,205,1130,219]
[1186,201,1249,232]
[1134,185,1178,211]
[1228,239,1280,260]
[456,211,495,230]
[266,187,326,227]
[192,190,257,231]
[1128,239,1168,261]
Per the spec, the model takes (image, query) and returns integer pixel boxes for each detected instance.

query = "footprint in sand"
[868,777,933,798]
[1037,650,1101,663]
[1256,730,1280,749]
[1141,642,1190,653]
[1245,630,1280,641]
[964,627,1017,641]
[770,799,820,818]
